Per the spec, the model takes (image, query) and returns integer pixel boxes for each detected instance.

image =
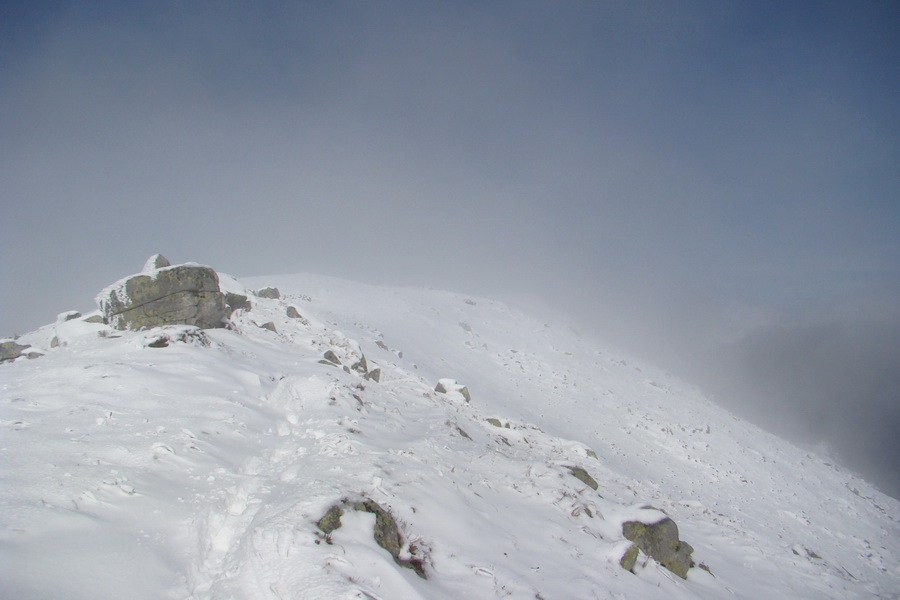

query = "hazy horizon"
[2,1,898,497]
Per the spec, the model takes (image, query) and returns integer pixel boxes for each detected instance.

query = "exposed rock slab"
[567,466,599,491]
[97,261,227,331]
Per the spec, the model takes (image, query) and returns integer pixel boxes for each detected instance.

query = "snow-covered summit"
[1,265,897,599]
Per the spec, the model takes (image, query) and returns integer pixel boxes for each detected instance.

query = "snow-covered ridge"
[1,266,897,599]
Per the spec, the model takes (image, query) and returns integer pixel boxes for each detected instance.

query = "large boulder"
[97,258,228,331]
[622,516,693,579]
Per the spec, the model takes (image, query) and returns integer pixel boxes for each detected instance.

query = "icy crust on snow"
[1,273,898,600]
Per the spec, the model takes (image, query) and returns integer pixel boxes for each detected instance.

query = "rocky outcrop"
[435,379,472,402]
[255,287,281,299]
[1,340,32,363]
[351,354,368,374]
[622,515,693,578]
[319,349,381,382]
[317,498,427,578]
[97,257,228,331]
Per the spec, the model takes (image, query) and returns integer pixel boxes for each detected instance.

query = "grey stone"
[0,340,31,363]
[147,336,169,348]
[351,354,368,374]
[317,498,426,579]
[143,328,210,348]
[622,516,693,579]
[567,466,599,491]
[619,544,639,572]
[256,287,281,299]
[321,350,342,366]
[259,321,277,333]
[459,386,472,403]
[435,380,472,402]
[225,293,250,314]
[143,254,171,271]
[98,263,227,331]
[286,306,302,319]
[364,368,382,383]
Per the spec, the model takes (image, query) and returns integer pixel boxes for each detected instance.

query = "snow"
[217,271,250,297]
[1,271,898,599]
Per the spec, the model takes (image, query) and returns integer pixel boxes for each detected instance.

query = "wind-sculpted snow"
[1,272,897,599]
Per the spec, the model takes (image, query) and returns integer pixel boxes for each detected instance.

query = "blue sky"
[2,1,899,495]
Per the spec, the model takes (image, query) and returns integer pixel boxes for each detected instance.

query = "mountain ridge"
[1,264,897,599]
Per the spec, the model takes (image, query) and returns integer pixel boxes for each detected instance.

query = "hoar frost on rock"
[142,253,171,273]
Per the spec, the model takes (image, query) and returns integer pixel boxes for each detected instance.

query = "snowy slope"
[1,271,897,600]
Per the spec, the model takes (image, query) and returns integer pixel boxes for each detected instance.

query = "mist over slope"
[1,266,897,599]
